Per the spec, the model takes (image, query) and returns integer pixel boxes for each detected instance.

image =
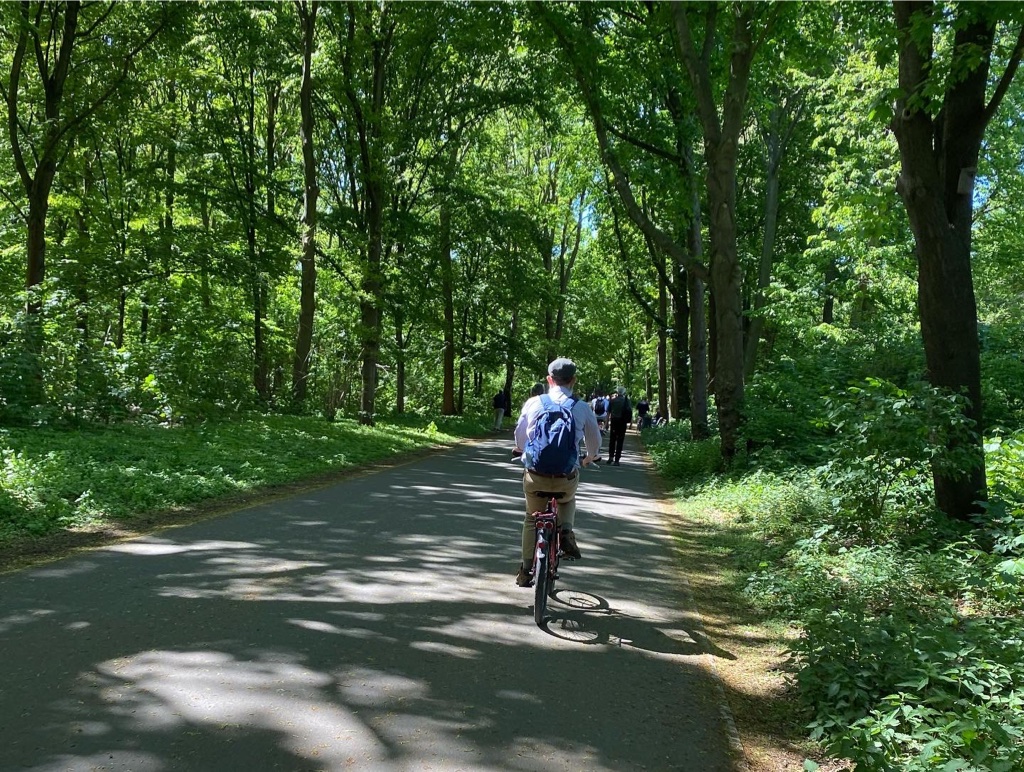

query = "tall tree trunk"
[706,164,745,458]
[292,0,319,403]
[116,289,127,348]
[687,169,709,439]
[158,79,178,337]
[657,273,669,420]
[673,2,772,460]
[394,303,406,414]
[890,2,1023,518]
[24,187,52,391]
[689,271,709,439]
[440,198,457,415]
[359,238,383,424]
[8,2,80,395]
[672,277,690,424]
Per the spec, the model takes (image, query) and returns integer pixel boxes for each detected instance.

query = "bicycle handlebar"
[509,450,602,468]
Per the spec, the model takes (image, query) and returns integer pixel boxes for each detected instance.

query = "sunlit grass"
[0,413,488,544]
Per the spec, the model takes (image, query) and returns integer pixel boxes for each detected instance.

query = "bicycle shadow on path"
[0,433,740,771]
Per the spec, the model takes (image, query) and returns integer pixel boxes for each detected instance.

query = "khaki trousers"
[520,469,579,565]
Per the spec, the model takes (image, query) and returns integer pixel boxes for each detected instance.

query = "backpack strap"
[540,394,574,413]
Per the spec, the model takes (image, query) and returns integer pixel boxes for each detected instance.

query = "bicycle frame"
[531,498,561,626]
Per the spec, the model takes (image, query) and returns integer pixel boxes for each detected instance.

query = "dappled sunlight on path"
[0,434,738,771]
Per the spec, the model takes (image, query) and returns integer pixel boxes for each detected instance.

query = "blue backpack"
[522,395,578,475]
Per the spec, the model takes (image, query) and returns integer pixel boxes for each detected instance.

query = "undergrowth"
[0,412,487,545]
[645,378,1024,772]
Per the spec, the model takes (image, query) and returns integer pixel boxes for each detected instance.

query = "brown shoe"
[560,529,582,559]
[515,563,533,587]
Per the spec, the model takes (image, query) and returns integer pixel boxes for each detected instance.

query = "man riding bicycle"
[512,357,602,587]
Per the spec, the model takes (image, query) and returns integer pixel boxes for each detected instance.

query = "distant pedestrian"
[591,392,608,433]
[607,386,633,465]
[492,389,508,431]
[530,382,546,397]
[636,397,651,430]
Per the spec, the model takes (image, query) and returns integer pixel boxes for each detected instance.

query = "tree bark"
[889,1,1023,518]
[658,273,669,419]
[672,2,770,460]
[687,174,709,439]
[440,194,457,415]
[292,0,319,404]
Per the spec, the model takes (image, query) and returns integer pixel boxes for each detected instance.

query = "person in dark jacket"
[607,386,633,465]
[492,389,508,431]
[635,397,651,430]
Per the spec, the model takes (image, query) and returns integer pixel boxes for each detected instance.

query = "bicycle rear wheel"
[533,552,549,626]
[547,534,559,598]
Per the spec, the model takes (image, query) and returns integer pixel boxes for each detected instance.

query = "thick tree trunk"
[657,276,669,420]
[707,165,745,459]
[672,3,766,460]
[689,271,709,439]
[25,187,50,312]
[888,1,1016,518]
[359,238,382,425]
[292,1,319,404]
[687,180,709,439]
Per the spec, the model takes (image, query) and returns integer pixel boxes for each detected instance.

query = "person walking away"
[492,389,507,431]
[529,382,546,397]
[591,392,607,433]
[607,386,632,465]
[513,358,601,587]
[636,396,651,430]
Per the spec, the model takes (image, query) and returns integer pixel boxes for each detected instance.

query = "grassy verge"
[664,481,847,772]
[642,425,846,771]
[644,418,1024,772]
[0,412,489,570]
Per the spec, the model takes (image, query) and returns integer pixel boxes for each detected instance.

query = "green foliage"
[649,378,1024,771]
[816,378,979,541]
[643,423,721,483]
[0,414,484,545]
[979,322,1024,433]
[742,364,828,463]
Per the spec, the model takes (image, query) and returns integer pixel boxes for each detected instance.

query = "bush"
[816,378,979,542]
[643,424,720,484]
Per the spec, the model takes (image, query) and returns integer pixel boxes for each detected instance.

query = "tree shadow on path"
[0,434,741,771]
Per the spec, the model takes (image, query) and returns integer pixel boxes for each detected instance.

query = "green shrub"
[644,425,720,484]
[816,378,979,542]
[800,612,1024,772]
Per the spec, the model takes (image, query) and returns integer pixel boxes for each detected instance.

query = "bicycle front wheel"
[533,552,549,626]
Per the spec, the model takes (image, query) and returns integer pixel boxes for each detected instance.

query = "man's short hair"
[547,357,577,385]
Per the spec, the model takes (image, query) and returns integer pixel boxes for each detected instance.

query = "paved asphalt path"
[0,433,738,772]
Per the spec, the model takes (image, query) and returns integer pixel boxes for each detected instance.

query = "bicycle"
[514,451,600,627]
[528,491,566,626]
